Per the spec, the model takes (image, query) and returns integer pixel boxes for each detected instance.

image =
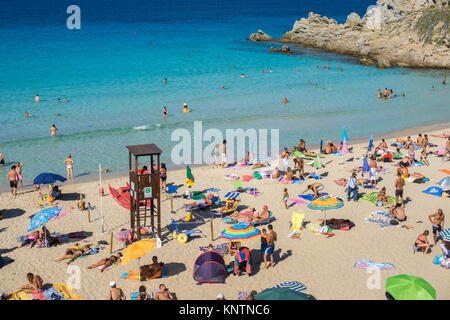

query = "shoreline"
[3,120,448,194]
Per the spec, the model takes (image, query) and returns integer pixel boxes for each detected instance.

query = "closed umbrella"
[122,238,162,281]
[320,139,323,154]
[307,195,343,226]
[341,128,348,144]
[221,223,261,242]
[33,173,66,185]
[385,274,436,300]
[368,136,374,152]
[254,287,313,300]
[341,138,349,155]
[437,177,450,188]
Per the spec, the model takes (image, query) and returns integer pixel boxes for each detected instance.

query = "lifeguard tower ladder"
[126,144,163,240]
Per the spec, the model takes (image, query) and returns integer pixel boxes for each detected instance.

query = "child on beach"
[282,188,289,209]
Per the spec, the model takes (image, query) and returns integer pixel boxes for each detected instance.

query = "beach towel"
[130,292,140,300]
[42,285,65,300]
[365,212,396,229]
[359,192,395,205]
[53,283,83,300]
[242,175,253,182]
[279,177,293,184]
[224,173,239,180]
[238,291,251,300]
[289,198,308,206]
[291,179,305,185]
[422,186,444,198]
[354,260,396,270]
[298,193,328,201]
[199,243,229,255]
[120,269,163,280]
[440,169,450,175]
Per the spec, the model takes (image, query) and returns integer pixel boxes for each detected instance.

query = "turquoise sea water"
[0,0,449,188]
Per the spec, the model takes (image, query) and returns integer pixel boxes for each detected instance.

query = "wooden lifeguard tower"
[126,143,163,240]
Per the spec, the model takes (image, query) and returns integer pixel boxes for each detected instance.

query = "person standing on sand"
[64,154,74,183]
[221,140,227,168]
[369,157,377,186]
[394,172,405,206]
[50,124,57,136]
[428,209,445,245]
[346,172,358,202]
[443,137,450,162]
[7,165,18,197]
[262,224,277,269]
[15,162,23,191]
[282,188,289,209]
[107,281,126,300]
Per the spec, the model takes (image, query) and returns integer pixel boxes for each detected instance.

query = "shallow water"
[0,0,449,187]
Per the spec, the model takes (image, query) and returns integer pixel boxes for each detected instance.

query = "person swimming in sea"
[24,112,31,117]
[377,89,382,99]
[282,96,288,103]
[35,94,40,102]
[163,78,167,84]
[57,98,61,102]
[64,97,68,102]
[50,124,58,136]
[162,106,168,118]
[240,74,245,78]
[183,103,189,112]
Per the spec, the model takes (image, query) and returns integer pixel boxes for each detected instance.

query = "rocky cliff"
[252,0,450,68]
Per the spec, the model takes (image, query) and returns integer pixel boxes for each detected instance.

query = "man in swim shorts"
[428,209,445,245]
[262,224,277,269]
[221,140,227,168]
[369,157,377,186]
[394,172,405,206]
[7,165,18,197]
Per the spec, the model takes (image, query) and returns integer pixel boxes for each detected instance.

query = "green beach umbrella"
[385,274,436,300]
[254,287,313,300]
[186,165,194,188]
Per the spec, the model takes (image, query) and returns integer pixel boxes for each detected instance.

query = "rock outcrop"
[270,45,293,54]
[249,30,275,42]
[258,0,450,68]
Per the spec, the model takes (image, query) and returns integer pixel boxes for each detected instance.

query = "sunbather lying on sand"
[229,208,256,223]
[55,244,92,264]
[19,273,43,294]
[251,206,270,223]
[88,252,122,272]
[184,194,214,208]
[19,230,39,248]
[215,200,236,213]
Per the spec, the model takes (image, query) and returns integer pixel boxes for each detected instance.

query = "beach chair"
[170,218,202,243]
[211,192,240,218]
[247,212,274,226]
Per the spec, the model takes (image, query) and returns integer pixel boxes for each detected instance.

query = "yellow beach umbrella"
[307,196,343,226]
[122,238,161,281]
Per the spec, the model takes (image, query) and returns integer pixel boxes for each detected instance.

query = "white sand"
[1,126,449,300]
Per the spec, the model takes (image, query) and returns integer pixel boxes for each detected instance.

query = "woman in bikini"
[228,241,240,256]
[285,167,294,181]
[415,230,431,254]
[55,244,92,264]
[377,187,392,205]
[64,154,74,183]
[19,230,39,248]
[88,252,122,272]
[420,149,429,165]
[19,273,43,294]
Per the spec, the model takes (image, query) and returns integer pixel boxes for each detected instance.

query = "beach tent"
[192,250,227,284]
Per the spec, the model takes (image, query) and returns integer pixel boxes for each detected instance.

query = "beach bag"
[389,220,399,225]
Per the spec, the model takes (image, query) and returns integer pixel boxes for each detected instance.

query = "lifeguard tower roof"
[126,144,163,156]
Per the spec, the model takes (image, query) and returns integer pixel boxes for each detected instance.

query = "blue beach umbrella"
[368,136,374,152]
[33,173,66,185]
[27,207,62,232]
[341,128,348,144]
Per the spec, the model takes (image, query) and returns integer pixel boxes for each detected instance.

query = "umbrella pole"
[323,210,326,227]
[99,163,105,233]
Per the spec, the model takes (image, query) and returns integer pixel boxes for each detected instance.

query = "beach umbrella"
[440,228,450,242]
[437,177,450,188]
[362,156,370,173]
[307,195,343,226]
[33,173,66,185]
[341,128,348,144]
[221,223,261,242]
[254,287,313,300]
[27,207,62,232]
[122,238,162,281]
[186,165,195,188]
[385,274,436,300]
[341,138,349,155]
[273,281,307,293]
[368,136,374,152]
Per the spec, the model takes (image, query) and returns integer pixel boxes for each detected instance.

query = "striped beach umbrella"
[273,281,307,293]
[221,223,261,242]
[307,196,343,226]
[441,228,450,242]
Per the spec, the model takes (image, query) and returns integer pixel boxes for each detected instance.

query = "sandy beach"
[1,123,449,300]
